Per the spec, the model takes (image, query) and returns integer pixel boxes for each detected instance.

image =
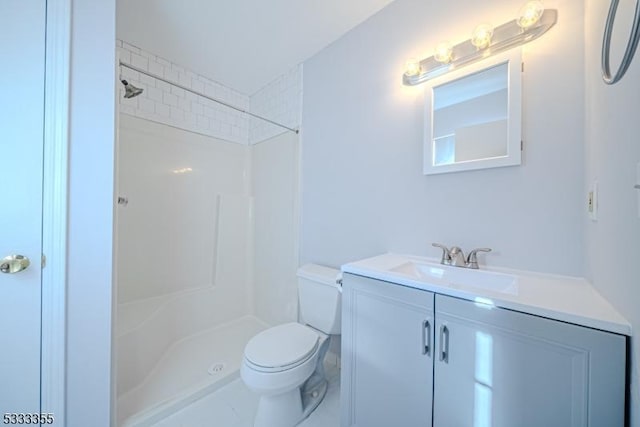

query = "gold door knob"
[0,255,30,274]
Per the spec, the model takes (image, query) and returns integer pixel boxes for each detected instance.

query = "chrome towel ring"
[602,0,640,84]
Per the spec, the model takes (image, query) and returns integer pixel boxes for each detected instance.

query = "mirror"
[424,50,522,175]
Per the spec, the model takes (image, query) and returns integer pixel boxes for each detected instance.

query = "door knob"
[0,255,30,274]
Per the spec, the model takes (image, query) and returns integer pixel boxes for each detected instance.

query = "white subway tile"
[178,72,191,88]
[138,97,155,113]
[148,60,164,77]
[117,39,257,145]
[192,103,204,115]
[163,92,178,107]
[123,42,141,54]
[140,73,156,87]
[164,67,179,83]
[191,79,205,93]
[117,47,131,64]
[121,95,138,110]
[184,112,196,126]
[178,97,191,112]
[131,53,148,70]
[170,106,184,122]
[171,64,185,74]
[186,92,198,102]
[196,115,209,129]
[204,106,215,118]
[121,67,139,81]
[156,80,171,92]
[156,103,170,118]
[156,57,171,68]
[139,50,156,61]
[119,104,135,116]
[136,109,156,122]
[147,86,163,102]
[215,86,229,102]
[171,85,185,98]
[204,84,215,98]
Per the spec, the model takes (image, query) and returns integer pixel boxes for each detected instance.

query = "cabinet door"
[341,274,434,427]
[433,294,626,427]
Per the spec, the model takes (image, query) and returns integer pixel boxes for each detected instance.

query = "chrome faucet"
[432,243,492,269]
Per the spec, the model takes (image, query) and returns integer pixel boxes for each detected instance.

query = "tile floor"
[151,361,340,427]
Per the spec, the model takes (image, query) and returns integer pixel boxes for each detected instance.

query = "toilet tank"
[297,264,342,335]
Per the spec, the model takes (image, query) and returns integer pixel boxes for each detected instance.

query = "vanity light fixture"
[434,41,454,63]
[405,57,422,76]
[471,24,494,49]
[517,1,545,29]
[403,2,557,86]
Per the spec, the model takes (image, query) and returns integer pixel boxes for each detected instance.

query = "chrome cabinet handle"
[422,320,431,356]
[439,324,449,363]
[0,255,30,274]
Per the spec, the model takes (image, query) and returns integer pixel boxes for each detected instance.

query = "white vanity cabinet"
[340,273,435,427]
[433,294,626,427]
[341,273,627,427]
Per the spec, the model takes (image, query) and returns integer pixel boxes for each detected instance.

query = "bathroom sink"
[390,260,518,295]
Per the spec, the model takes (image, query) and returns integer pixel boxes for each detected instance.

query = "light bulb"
[471,24,494,49]
[517,1,544,29]
[434,41,453,63]
[405,58,422,76]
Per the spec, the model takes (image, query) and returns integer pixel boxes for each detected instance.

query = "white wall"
[584,1,640,425]
[251,132,300,325]
[67,0,116,425]
[300,0,585,275]
[117,114,250,304]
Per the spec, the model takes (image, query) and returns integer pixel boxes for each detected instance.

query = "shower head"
[121,79,143,99]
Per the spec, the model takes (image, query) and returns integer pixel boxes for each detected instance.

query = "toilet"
[241,264,342,427]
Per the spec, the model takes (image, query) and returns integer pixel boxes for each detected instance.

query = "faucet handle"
[466,248,492,269]
[432,243,451,264]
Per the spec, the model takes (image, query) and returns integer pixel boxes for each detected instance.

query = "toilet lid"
[244,323,319,369]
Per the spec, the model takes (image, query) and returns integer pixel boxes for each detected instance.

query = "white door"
[433,294,626,427]
[0,0,46,414]
[341,274,434,427]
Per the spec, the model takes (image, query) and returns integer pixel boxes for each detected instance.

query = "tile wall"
[117,40,250,144]
[249,64,303,144]
[117,40,302,145]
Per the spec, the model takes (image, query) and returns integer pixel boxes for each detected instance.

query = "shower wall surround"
[117,114,251,305]
[116,40,303,316]
[117,39,302,145]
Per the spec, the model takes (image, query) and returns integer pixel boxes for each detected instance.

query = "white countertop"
[342,253,631,336]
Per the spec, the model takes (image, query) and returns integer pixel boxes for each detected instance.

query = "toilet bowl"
[241,264,341,427]
[241,323,330,427]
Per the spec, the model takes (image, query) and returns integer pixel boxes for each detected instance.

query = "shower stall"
[114,53,301,426]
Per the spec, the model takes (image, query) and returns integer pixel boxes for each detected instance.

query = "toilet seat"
[244,323,319,373]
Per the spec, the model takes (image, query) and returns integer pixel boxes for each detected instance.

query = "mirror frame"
[423,49,522,175]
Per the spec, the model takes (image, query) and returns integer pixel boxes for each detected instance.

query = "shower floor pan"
[118,315,269,427]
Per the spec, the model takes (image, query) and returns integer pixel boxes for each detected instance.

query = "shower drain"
[208,363,225,375]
